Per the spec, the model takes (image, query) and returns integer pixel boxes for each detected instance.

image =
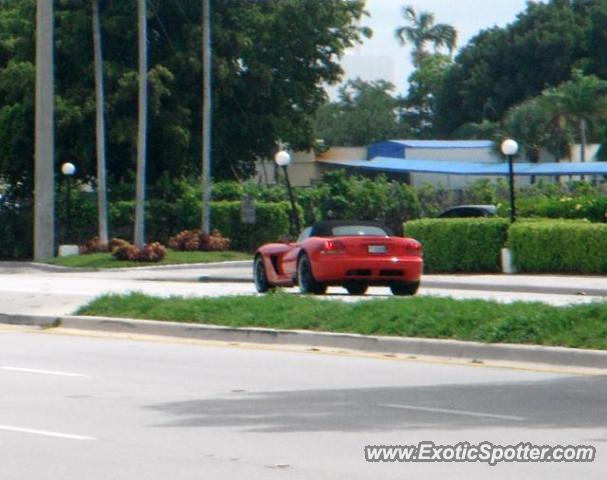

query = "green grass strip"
[43,250,250,269]
[77,292,607,350]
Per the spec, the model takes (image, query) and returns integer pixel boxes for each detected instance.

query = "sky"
[330,0,547,97]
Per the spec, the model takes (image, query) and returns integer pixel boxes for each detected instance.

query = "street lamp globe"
[61,162,76,176]
[274,150,291,167]
[501,139,519,156]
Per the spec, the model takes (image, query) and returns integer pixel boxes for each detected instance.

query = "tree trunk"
[134,0,148,247]
[579,117,587,182]
[92,0,108,245]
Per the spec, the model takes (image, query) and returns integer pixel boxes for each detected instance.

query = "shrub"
[405,218,510,273]
[211,201,293,250]
[313,171,420,234]
[510,195,607,223]
[80,237,131,255]
[168,229,231,252]
[509,220,607,273]
[79,237,109,254]
[112,241,166,262]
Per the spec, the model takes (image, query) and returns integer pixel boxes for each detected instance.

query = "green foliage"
[211,201,292,251]
[0,0,369,195]
[312,170,420,234]
[436,0,594,134]
[394,6,457,67]
[403,54,453,137]
[314,79,407,147]
[0,202,32,259]
[509,220,607,273]
[514,195,607,223]
[404,218,510,273]
[105,198,291,251]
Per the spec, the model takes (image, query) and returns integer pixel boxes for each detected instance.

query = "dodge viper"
[253,220,423,295]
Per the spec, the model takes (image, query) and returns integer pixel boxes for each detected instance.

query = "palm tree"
[543,70,607,165]
[506,97,552,184]
[394,5,457,67]
[134,0,148,247]
[92,0,108,245]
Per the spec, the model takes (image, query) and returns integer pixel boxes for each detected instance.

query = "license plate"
[368,245,387,254]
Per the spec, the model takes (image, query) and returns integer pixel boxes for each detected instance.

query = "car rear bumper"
[310,254,423,284]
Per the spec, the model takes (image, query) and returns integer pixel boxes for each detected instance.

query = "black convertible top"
[310,220,393,237]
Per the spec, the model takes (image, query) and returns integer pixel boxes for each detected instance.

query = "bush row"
[509,221,607,274]
[404,219,510,273]
[405,218,607,274]
[0,197,292,259]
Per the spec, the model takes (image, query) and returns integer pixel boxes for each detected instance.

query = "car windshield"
[331,225,388,236]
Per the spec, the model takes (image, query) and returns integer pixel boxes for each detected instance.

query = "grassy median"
[43,250,250,269]
[76,293,607,350]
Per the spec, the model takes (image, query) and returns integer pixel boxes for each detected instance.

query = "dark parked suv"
[438,205,497,218]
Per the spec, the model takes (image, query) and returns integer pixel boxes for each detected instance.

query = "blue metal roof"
[321,157,607,176]
[367,140,495,161]
[384,140,495,149]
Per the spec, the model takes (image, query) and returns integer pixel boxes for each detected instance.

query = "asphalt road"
[1,324,605,479]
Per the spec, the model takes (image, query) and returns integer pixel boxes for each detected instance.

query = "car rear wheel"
[297,254,327,295]
[344,281,368,295]
[253,255,274,293]
[390,281,420,296]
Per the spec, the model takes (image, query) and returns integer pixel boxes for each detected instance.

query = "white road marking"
[0,425,95,441]
[379,403,526,421]
[0,366,89,378]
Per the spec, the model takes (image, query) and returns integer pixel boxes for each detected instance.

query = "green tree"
[505,97,550,164]
[0,0,369,198]
[314,79,406,146]
[394,5,456,67]
[402,53,452,137]
[542,69,607,164]
[435,0,589,135]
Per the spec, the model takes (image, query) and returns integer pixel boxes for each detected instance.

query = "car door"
[282,227,311,278]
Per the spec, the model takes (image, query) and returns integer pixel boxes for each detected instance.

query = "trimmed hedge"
[509,220,607,274]
[405,218,510,273]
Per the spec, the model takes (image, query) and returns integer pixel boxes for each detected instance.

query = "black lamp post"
[274,150,301,236]
[61,162,76,243]
[501,139,519,223]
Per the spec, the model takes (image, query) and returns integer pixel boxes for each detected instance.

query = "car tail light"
[319,240,346,255]
[404,239,423,256]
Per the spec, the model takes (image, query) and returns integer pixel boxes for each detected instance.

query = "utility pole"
[134,0,148,247]
[34,0,55,260]
[201,0,212,233]
[92,0,109,245]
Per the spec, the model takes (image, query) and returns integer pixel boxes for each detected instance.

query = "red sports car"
[253,220,423,295]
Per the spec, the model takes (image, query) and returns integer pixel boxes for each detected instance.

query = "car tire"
[344,281,368,295]
[253,255,274,293]
[297,254,327,295]
[390,281,420,296]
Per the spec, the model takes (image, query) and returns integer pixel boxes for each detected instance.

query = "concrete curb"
[3,314,607,369]
[420,280,607,297]
[194,275,607,297]
[97,260,253,272]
